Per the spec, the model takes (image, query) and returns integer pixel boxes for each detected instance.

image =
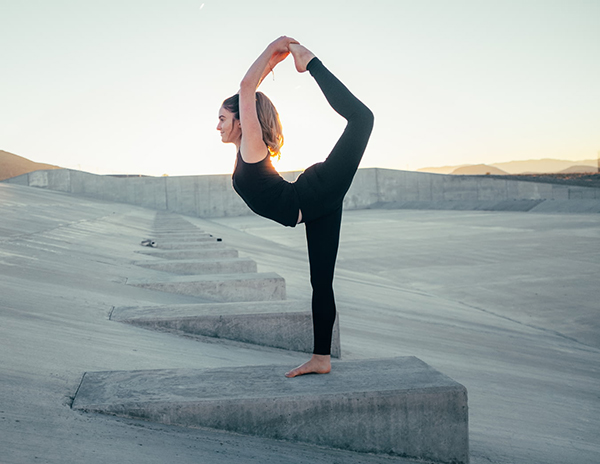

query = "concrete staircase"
[77,211,469,463]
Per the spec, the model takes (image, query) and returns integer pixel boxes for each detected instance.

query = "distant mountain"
[418,158,597,175]
[558,165,599,174]
[0,150,62,181]
[451,164,508,175]
[417,165,470,175]
[490,158,597,174]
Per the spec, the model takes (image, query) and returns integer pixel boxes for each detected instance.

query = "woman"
[217,37,374,377]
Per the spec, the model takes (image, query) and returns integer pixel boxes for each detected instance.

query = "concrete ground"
[1,181,599,464]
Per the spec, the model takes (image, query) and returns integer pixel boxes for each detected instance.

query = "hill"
[0,150,62,181]
[451,164,508,175]
[490,158,596,174]
[416,165,470,175]
[558,165,599,174]
[418,158,597,175]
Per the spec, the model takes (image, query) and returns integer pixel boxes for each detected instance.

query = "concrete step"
[153,223,202,230]
[127,272,286,302]
[135,248,239,260]
[154,241,224,250]
[152,234,217,242]
[110,300,341,358]
[72,357,469,464]
[134,257,257,275]
[153,227,204,233]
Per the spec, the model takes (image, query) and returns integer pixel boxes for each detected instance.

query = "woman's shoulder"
[238,149,270,165]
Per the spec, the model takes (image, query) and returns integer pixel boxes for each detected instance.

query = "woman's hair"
[222,92,284,158]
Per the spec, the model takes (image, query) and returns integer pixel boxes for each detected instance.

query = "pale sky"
[2,0,599,176]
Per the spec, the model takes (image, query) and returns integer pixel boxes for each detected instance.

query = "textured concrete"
[206,209,600,464]
[127,273,286,302]
[2,181,600,464]
[72,357,468,464]
[153,227,202,233]
[153,240,224,250]
[134,257,257,275]
[135,247,239,260]
[4,167,597,218]
[374,198,600,213]
[152,233,217,242]
[110,300,341,358]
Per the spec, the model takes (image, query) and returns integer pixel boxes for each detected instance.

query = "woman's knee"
[354,105,374,134]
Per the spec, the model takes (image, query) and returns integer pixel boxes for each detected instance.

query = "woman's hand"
[267,36,298,68]
[268,36,298,54]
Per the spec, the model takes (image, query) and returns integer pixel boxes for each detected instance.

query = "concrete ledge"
[528,199,600,213]
[135,248,239,260]
[372,199,545,212]
[127,273,286,302]
[153,234,217,242]
[153,227,203,233]
[134,257,257,275]
[110,300,341,357]
[72,357,469,463]
[155,241,224,250]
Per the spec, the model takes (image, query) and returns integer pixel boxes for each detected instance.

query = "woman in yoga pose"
[217,37,374,377]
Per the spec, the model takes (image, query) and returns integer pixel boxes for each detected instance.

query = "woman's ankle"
[289,43,315,73]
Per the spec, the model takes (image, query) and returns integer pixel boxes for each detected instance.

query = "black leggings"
[295,58,374,355]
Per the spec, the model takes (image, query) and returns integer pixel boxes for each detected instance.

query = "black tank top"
[232,151,300,227]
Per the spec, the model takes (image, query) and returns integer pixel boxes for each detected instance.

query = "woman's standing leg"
[285,206,342,378]
[306,206,343,355]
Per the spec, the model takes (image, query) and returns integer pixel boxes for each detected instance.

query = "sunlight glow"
[1,1,598,176]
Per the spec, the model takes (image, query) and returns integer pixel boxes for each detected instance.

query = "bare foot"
[285,354,331,378]
[289,43,316,73]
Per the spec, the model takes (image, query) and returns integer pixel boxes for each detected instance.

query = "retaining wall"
[4,168,599,217]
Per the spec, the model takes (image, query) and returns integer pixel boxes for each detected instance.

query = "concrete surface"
[133,257,257,275]
[4,167,598,218]
[153,240,224,250]
[203,208,600,464]
[72,357,468,464]
[110,300,342,358]
[127,272,286,302]
[135,247,239,259]
[1,181,599,464]
[152,233,218,241]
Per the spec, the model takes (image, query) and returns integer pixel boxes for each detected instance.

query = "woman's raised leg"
[290,44,374,222]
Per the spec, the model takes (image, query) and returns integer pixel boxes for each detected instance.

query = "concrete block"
[135,248,239,260]
[153,227,204,234]
[72,357,469,464]
[153,233,215,242]
[155,241,224,250]
[127,272,286,302]
[46,169,72,192]
[28,170,49,188]
[110,300,341,358]
[134,257,257,275]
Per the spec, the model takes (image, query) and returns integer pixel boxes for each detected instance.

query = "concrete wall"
[4,168,599,217]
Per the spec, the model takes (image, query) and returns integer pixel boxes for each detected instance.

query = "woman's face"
[217,106,241,145]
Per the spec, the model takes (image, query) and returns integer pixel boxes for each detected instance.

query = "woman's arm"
[238,36,296,163]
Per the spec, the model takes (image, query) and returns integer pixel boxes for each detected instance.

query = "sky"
[1,0,599,176]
